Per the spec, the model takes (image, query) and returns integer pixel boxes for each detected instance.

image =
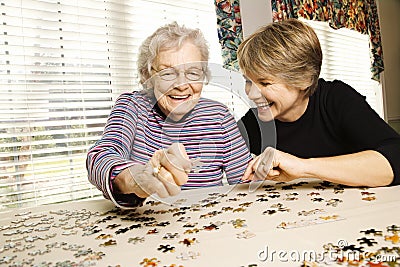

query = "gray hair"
[137,21,210,86]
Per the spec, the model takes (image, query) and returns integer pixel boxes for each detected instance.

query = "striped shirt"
[86,91,252,207]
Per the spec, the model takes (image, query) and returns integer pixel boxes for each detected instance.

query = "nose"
[246,82,262,101]
[174,71,189,89]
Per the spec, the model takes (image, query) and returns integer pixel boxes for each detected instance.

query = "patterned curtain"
[214,0,243,71]
[271,0,384,82]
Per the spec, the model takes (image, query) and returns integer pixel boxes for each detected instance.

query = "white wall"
[376,0,400,131]
[240,0,272,38]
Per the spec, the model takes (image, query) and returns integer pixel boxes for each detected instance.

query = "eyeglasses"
[153,66,205,81]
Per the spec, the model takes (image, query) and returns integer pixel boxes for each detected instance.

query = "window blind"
[301,19,382,117]
[0,0,228,210]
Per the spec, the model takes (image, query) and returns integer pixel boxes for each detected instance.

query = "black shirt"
[238,78,400,185]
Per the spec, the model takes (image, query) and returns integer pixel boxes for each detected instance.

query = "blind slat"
[301,19,380,117]
[0,0,222,211]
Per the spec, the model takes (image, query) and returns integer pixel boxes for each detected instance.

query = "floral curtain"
[271,0,384,82]
[214,0,243,71]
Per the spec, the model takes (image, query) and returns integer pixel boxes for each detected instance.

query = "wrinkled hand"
[242,147,307,183]
[113,143,191,198]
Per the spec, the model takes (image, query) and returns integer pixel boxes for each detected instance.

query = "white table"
[1,179,399,266]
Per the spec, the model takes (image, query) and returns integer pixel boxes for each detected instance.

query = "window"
[0,0,234,210]
[301,19,383,117]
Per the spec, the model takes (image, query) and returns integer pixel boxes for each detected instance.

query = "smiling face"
[244,73,309,122]
[152,41,205,121]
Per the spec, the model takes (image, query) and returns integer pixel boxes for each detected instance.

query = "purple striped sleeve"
[221,107,253,184]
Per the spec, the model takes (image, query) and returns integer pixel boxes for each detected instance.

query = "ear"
[142,76,154,90]
[298,84,309,91]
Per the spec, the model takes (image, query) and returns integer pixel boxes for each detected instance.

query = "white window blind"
[301,19,383,117]
[0,0,229,210]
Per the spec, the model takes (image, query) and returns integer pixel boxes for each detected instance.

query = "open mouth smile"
[256,102,274,109]
[169,94,191,101]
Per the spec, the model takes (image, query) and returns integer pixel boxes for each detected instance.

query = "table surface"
[1,179,399,267]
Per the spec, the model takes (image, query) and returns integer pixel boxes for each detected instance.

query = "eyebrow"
[157,64,173,69]
[242,76,268,84]
[256,77,275,84]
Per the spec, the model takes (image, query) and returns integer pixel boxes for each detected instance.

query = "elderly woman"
[87,22,252,208]
[238,19,400,187]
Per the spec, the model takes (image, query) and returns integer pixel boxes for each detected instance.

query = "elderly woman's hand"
[113,143,191,198]
[242,147,308,183]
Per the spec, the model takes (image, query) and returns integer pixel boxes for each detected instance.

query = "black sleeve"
[327,80,400,186]
[237,108,262,155]
[237,108,277,155]
[374,139,400,186]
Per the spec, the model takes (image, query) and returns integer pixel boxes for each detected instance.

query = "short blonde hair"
[237,19,322,96]
[137,21,209,85]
